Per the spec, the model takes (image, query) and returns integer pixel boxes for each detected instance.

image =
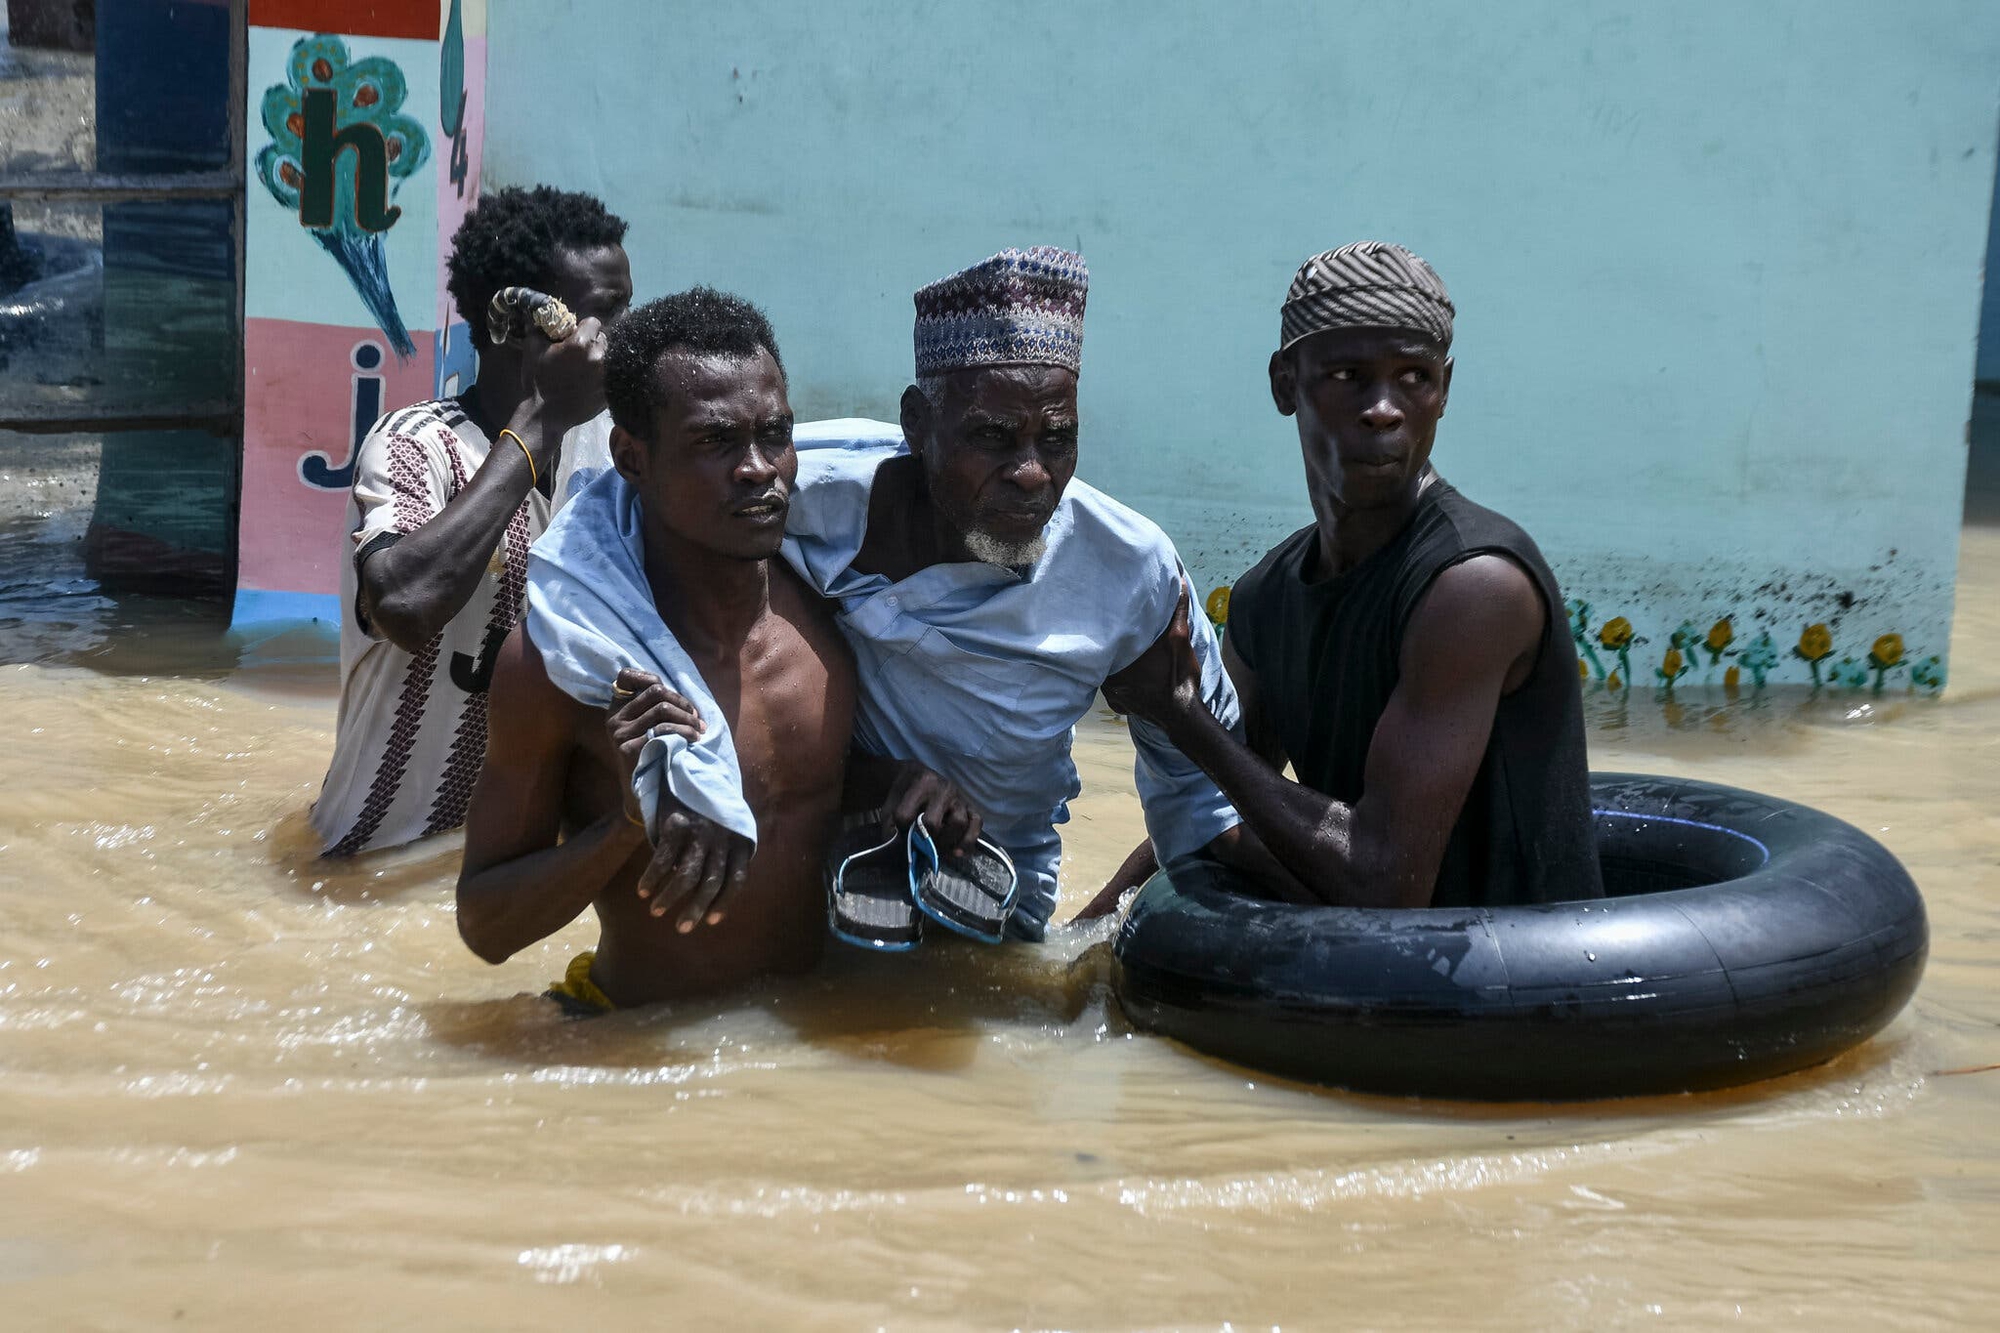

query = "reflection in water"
[0,497,1996,1325]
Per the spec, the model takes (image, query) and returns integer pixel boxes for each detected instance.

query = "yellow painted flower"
[1607,670,1622,691]
[1869,633,1904,669]
[1796,624,1833,662]
[1578,659,1589,681]
[1204,585,1232,628]
[1705,618,1733,654]
[1599,617,1634,650]
[1661,647,1684,678]
[1725,665,1741,691]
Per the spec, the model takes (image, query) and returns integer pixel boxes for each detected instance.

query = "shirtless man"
[455,289,858,1008]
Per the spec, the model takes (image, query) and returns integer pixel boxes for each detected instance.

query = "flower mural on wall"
[1867,633,1905,694]
[1664,621,1703,690]
[1703,617,1734,672]
[1655,645,1692,690]
[1204,584,1232,629]
[1793,623,1835,687]
[1558,603,1942,702]
[1737,631,1778,688]
[255,35,430,356]
[1569,600,1608,681]
[1597,616,1644,690]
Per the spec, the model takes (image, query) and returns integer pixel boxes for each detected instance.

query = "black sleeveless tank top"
[1228,479,1602,906]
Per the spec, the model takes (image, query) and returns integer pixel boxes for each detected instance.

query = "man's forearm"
[1204,825,1320,906]
[1070,839,1159,922]
[1163,706,1388,907]
[456,811,645,964]
[365,402,568,650]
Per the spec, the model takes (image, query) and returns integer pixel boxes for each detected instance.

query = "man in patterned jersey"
[311,187,633,857]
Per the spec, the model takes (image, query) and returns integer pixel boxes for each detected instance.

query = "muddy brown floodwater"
[0,504,1996,1328]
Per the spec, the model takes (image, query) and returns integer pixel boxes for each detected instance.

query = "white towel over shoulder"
[525,469,757,846]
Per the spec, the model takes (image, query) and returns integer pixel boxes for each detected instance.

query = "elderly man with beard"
[781,247,1265,940]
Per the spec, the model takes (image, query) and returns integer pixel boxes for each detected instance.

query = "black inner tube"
[1112,774,1928,1101]
[1597,807,1769,893]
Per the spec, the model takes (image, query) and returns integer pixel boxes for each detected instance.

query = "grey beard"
[962,529,1047,569]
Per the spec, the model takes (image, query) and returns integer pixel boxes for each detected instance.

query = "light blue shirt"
[782,420,1243,938]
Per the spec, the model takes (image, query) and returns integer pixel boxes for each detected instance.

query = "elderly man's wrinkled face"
[902,365,1079,567]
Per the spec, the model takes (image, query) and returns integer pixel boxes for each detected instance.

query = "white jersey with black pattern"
[309,402,610,857]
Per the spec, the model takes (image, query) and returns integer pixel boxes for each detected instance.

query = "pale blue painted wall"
[487,0,2000,684]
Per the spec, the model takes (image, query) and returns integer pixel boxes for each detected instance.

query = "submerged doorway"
[0,0,244,605]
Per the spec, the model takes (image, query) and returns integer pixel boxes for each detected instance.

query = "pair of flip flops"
[827,811,1019,950]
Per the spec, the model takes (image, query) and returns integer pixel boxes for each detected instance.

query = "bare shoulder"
[770,562,854,664]
[492,623,587,747]
[493,621,553,696]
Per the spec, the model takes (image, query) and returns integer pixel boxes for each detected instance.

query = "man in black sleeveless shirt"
[1098,242,1601,909]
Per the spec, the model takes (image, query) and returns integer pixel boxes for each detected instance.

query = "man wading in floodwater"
[455,291,865,1010]
[312,187,632,857]
[781,247,1283,939]
[1084,243,1602,912]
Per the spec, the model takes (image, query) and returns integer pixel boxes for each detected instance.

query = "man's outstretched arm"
[1107,556,1543,909]
[1074,585,1311,922]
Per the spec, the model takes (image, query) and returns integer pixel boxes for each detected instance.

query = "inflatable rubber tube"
[1113,773,1927,1100]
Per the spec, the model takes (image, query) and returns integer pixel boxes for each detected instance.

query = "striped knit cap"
[913,246,1088,378]
[1280,242,1453,352]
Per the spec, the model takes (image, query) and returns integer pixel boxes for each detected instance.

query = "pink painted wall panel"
[239,317,437,595]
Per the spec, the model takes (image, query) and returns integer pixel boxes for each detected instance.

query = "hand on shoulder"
[1102,578,1202,728]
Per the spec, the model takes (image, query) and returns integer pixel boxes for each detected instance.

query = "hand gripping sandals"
[826,811,1020,950]
[906,814,1019,945]
[826,812,925,952]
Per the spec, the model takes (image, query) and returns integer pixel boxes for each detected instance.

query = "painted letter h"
[297,87,400,232]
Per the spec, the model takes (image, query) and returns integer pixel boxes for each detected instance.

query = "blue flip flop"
[907,814,1020,945]
[826,811,924,951]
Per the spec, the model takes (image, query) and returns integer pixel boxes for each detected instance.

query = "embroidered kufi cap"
[913,246,1088,378]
